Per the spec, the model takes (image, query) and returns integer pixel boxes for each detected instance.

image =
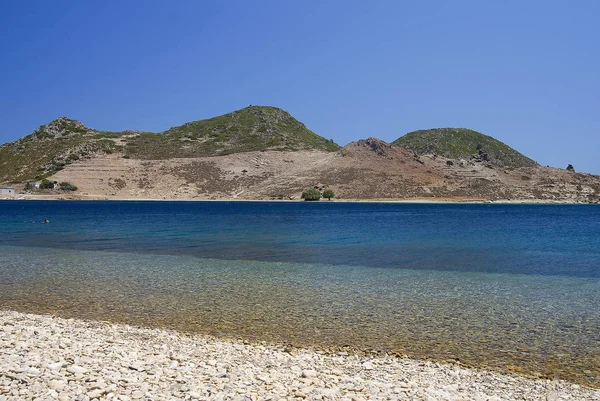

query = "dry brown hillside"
[11,137,600,203]
[2,108,598,202]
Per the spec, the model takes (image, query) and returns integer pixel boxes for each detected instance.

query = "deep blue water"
[1,200,599,277]
[1,201,599,384]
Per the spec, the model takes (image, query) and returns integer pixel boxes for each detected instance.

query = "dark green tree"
[322,189,335,200]
[39,179,54,189]
[301,188,321,201]
[60,182,78,191]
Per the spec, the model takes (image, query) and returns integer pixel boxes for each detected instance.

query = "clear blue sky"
[1,0,598,174]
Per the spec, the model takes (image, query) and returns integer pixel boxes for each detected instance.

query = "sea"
[0,200,599,385]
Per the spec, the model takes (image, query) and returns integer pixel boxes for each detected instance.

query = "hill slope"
[0,106,339,182]
[123,106,340,159]
[38,144,600,203]
[0,117,121,182]
[393,128,538,169]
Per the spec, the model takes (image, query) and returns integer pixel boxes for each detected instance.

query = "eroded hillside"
[2,110,599,203]
[23,138,600,203]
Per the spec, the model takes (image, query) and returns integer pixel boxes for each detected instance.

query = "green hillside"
[0,106,340,182]
[124,106,340,159]
[0,117,121,182]
[392,128,538,168]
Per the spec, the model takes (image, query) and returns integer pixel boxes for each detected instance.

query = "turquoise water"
[1,201,599,384]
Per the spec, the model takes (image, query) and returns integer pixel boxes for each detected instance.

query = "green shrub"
[301,188,321,201]
[39,179,54,189]
[60,182,77,191]
[322,189,335,200]
[323,189,335,200]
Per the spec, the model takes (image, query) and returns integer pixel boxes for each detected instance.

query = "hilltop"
[122,105,340,159]
[393,128,538,169]
[0,117,121,182]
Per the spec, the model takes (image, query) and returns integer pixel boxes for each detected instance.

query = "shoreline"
[1,193,597,205]
[1,310,598,400]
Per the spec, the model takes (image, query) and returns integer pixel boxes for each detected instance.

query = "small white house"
[0,187,15,195]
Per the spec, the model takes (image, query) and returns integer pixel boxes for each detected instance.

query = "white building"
[0,187,15,195]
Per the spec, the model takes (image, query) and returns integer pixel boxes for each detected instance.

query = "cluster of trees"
[39,179,55,189]
[301,188,335,201]
[34,179,77,191]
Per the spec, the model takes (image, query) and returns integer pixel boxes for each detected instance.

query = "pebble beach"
[0,311,597,401]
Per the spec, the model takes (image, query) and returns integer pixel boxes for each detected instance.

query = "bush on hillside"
[323,189,335,200]
[60,182,78,191]
[39,179,54,189]
[301,188,321,201]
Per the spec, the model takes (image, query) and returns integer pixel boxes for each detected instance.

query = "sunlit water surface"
[1,201,599,385]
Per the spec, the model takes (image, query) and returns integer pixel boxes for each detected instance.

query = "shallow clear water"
[1,201,599,385]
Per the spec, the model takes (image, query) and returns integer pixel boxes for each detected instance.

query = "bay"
[1,200,599,385]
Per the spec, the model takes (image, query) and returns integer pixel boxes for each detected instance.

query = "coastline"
[1,310,597,401]
[1,193,597,205]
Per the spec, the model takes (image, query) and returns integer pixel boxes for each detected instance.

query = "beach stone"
[301,370,318,378]
[25,367,41,376]
[67,365,88,374]
[49,379,67,391]
[47,361,65,371]
[87,389,105,399]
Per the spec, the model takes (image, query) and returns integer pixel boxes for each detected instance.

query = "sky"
[1,0,598,174]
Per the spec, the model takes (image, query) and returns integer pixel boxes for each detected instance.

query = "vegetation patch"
[323,189,335,200]
[59,182,77,191]
[393,128,538,169]
[125,106,341,159]
[301,188,322,201]
[39,179,55,189]
[0,119,123,182]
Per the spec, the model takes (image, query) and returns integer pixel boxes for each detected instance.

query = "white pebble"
[0,310,596,401]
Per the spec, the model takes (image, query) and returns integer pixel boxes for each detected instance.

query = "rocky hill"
[1,110,599,203]
[0,117,121,182]
[122,106,340,159]
[0,106,339,183]
[393,128,538,169]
